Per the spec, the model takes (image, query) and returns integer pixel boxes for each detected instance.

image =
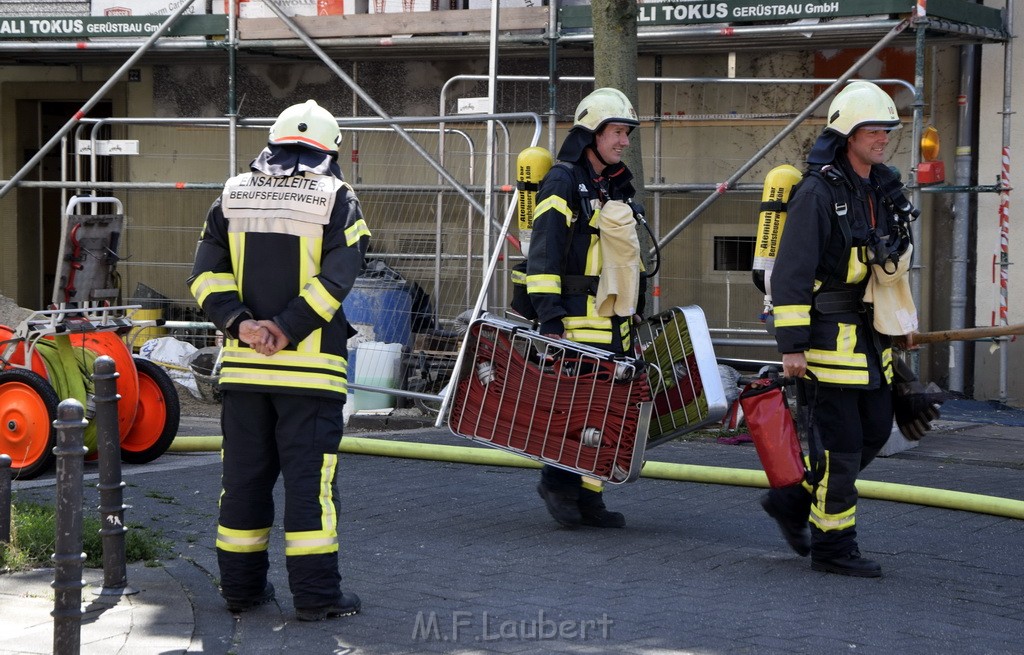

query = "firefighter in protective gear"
[528,87,645,529]
[759,81,918,578]
[188,99,369,621]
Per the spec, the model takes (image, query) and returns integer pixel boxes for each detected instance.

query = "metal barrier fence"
[26,109,791,408]
[16,70,960,406]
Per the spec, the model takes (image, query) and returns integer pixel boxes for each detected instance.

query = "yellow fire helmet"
[573,88,640,134]
[825,81,901,137]
[268,99,342,153]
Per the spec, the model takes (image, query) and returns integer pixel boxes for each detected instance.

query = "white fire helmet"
[826,81,901,137]
[268,99,342,153]
[573,88,640,134]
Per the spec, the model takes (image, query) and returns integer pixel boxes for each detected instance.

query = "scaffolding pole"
[995,0,1015,402]
[258,0,487,222]
[653,19,912,249]
[0,0,199,201]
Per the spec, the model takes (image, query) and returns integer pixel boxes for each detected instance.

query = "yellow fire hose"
[35,336,99,449]
[168,435,1024,521]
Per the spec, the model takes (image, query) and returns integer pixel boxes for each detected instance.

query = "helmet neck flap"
[252,144,343,178]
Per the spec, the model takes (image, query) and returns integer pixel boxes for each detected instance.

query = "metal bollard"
[92,356,137,597]
[52,399,88,655]
[0,453,11,544]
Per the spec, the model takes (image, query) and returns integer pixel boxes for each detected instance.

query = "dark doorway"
[16,100,113,309]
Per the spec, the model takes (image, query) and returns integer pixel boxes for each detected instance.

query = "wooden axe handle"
[913,323,1024,344]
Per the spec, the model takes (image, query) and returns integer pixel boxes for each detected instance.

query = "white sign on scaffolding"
[457,97,493,115]
[76,140,140,156]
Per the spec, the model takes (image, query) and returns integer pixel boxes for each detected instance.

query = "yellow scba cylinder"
[516,146,553,257]
[128,308,167,351]
[752,164,803,295]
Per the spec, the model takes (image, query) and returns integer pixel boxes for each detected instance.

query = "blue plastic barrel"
[343,277,413,350]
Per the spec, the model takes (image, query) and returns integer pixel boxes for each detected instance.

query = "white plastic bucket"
[352,341,403,411]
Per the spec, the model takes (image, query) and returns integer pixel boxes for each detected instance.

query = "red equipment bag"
[739,377,806,488]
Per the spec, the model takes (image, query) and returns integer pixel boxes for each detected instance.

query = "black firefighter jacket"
[188,152,371,399]
[525,159,639,350]
[771,162,903,389]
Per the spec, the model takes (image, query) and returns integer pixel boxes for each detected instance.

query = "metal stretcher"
[637,305,729,448]
[446,306,727,484]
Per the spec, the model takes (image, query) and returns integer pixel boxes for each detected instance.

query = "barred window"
[713,236,755,271]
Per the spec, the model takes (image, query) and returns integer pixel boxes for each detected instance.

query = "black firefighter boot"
[760,488,811,557]
[577,488,626,528]
[811,548,883,578]
[537,481,582,528]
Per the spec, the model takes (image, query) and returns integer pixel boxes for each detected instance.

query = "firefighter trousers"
[767,383,893,558]
[216,390,347,609]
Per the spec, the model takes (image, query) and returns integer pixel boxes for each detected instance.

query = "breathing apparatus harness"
[862,170,919,274]
[810,162,918,309]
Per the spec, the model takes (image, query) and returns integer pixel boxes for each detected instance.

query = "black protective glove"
[892,357,948,440]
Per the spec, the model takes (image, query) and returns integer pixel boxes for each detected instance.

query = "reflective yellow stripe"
[319,453,338,537]
[300,277,341,323]
[526,274,561,295]
[229,231,245,298]
[881,347,894,384]
[805,349,866,369]
[563,297,616,343]
[808,451,855,532]
[810,503,856,532]
[806,338,870,384]
[222,346,346,373]
[298,235,323,354]
[805,321,869,385]
[345,218,371,246]
[286,453,340,556]
[846,246,868,283]
[190,272,238,306]
[535,196,572,225]
[773,304,811,327]
[304,327,323,355]
[563,315,613,330]
[219,369,347,393]
[805,365,869,386]
[800,460,814,494]
[300,234,319,287]
[220,346,348,393]
[585,233,601,276]
[285,530,339,556]
[813,451,829,507]
[565,328,612,344]
[581,477,603,492]
[216,525,271,553]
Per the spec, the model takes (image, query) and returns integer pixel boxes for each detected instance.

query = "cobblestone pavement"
[6,408,1024,655]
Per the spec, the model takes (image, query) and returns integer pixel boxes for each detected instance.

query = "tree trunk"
[591,0,645,197]
[591,0,654,301]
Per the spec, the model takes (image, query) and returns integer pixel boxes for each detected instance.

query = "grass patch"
[144,490,177,504]
[1,501,171,572]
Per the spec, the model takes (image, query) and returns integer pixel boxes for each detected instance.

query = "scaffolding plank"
[927,0,1004,31]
